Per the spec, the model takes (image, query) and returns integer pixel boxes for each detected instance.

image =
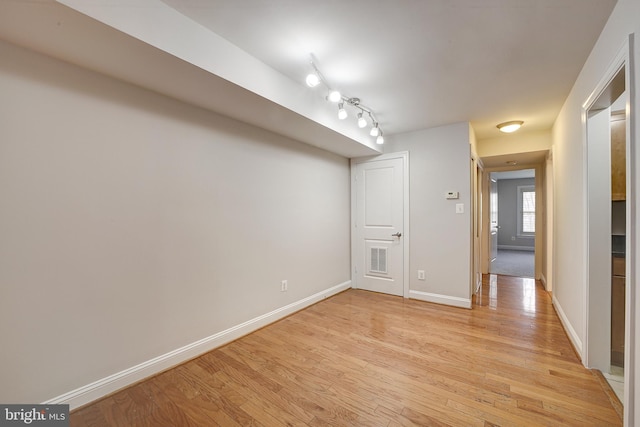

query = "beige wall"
[0,40,351,404]
[386,123,472,307]
[551,0,639,421]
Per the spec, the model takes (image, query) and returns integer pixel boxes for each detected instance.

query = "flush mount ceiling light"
[497,120,524,133]
[304,54,385,144]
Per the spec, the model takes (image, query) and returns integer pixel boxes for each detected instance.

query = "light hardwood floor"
[71,275,622,426]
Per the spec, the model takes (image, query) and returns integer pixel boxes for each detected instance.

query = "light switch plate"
[456,203,464,214]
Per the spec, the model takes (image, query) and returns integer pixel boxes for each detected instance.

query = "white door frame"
[581,35,635,424]
[351,151,410,298]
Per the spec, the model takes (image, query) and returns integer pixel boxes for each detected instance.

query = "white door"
[489,177,498,265]
[353,155,406,296]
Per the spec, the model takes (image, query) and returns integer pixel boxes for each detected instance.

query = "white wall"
[387,123,472,308]
[0,40,351,405]
[551,0,639,422]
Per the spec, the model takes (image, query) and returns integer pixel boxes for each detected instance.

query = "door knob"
[391,232,402,238]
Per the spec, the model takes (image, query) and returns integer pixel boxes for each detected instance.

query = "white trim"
[625,32,636,426]
[409,289,472,309]
[43,280,351,410]
[552,294,583,360]
[581,38,630,380]
[351,151,410,298]
[540,273,547,290]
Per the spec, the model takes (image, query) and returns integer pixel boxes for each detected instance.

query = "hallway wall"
[386,123,472,307]
[551,0,640,421]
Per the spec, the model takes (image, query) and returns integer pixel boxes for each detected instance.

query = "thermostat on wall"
[446,191,459,199]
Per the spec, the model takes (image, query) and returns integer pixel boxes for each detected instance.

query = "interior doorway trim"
[581,34,635,424]
[482,163,544,281]
[350,151,410,298]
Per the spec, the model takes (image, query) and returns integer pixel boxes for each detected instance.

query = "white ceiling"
[161,0,616,139]
[0,0,617,157]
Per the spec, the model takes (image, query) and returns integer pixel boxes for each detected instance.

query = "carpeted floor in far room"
[490,249,534,278]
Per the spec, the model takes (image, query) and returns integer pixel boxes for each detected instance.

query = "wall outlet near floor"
[281,280,288,292]
[511,236,516,241]
[418,270,425,280]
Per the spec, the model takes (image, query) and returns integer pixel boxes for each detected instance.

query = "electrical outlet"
[418,270,425,280]
[281,280,288,292]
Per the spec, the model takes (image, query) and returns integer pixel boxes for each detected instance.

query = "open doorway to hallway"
[584,63,627,405]
[489,169,535,278]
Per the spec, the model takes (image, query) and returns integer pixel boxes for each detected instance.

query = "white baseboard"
[552,294,583,359]
[497,245,535,251]
[409,290,472,309]
[44,280,352,410]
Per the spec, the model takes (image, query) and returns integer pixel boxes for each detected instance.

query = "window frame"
[517,185,536,238]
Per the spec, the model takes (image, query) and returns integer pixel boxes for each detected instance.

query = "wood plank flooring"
[71,275,622,426]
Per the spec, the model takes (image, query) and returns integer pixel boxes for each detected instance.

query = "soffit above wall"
[481,150,548,169]
[0,0,381,158]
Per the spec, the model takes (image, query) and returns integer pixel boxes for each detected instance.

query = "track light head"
[357,112,367,128]
[328,90,342,103]
[305,73,320,87]
[338,103,348,120]
[370,123,380,137]
[376,134,384,145]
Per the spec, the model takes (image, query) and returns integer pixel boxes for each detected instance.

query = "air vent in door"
[370,247,388,274]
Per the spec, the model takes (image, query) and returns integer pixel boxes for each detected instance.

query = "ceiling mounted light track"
[304,54,385,144]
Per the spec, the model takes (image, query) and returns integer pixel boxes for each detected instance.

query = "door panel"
[489,177,498,264]
[354,157,404,296]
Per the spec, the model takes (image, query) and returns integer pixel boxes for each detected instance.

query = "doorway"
[351,152,409,297]
[584,62,628,402]
[488,169,536,278]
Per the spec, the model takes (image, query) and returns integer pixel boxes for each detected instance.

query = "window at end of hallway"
[517,185,535,237]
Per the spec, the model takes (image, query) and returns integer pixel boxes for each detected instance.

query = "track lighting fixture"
[304,54,385,144]
[338,103,348,120]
